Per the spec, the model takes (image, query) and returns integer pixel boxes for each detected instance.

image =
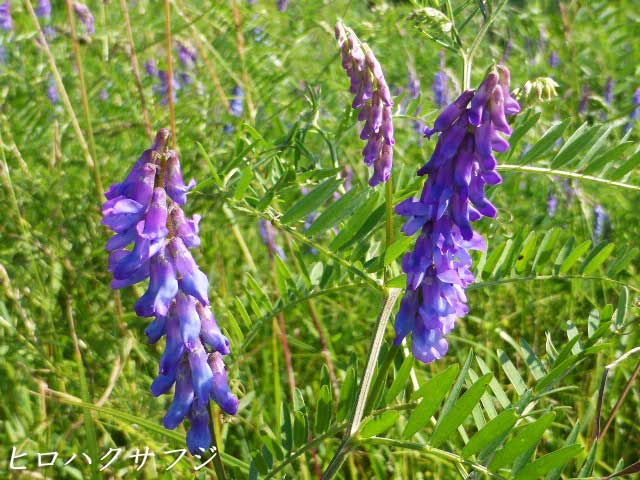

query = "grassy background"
[1,0,639,478]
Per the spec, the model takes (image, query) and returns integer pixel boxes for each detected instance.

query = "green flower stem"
[364,343,400,416]
[498,164,640,192]
[208,403,228,480]
[322,288,401,479]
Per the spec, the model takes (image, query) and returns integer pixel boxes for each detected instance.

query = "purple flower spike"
[336,21,395,186]
[394,66,520,364]
[103,129,238,453]
[73,2,95,35]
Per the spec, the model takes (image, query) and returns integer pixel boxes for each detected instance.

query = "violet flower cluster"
[102,129,238,454]
[335,21,395,187]
[394,66,520,363]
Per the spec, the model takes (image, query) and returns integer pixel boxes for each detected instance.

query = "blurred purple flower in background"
[74,2,95,35]
[624,87,640,134]
[394,65,520,364]
[0,1,13,32]
[579,86,590,114]
[547,189,558,218]
[260,220,286,259]
[278,0,288,12]
[335,21,395,187]
[594,205,609,243]
[47,75,59,104]
[549,51,560,68]
[605,77,614,105]
[145,59,159,77]
[432,52,449,108]
[37,0,52,19]
[177,41,197,70]
[103,129,238,455]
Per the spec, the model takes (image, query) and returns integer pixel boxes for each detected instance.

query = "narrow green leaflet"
[550,123,600,169]
[280,178,342,225]
[430,373,492,448]
[520,120,569,165]
[498,349,527,396]
[384,355,414,404]
[514,444,582,480]
[462,409,518,458]
[360,411,400,439]
[580,243,615,275]
[489,412,556,471]
[559,240,591,274]
[404,364,459,438]
[306,189,368,236]
[314,385,333,434]
[337,367,357,422]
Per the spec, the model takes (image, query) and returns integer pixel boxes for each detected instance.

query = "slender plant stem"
[498,163,640,192]
[164,0,177,148]
[119,0,153,141]
[364,343,399,415]
[208,403,228,480]
[322,288,401,479]
[599,360,640,439]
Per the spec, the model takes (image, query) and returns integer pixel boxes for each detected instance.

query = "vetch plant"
[394,65,520,363]
[102,129,238,455]
[335,21,395,187]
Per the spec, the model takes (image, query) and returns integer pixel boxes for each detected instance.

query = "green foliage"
[1,0,639,478]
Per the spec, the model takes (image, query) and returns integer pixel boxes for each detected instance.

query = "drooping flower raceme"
[393,66,520,363]
[335,21,395,187]
[103,129,238,454]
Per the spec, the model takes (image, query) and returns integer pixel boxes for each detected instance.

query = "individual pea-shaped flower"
[165,151,196,205]
[171,237,210,306]
[208,352,239,415]
[135,247,178,318]
[335,21,395,187]
[394,65,520,364]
